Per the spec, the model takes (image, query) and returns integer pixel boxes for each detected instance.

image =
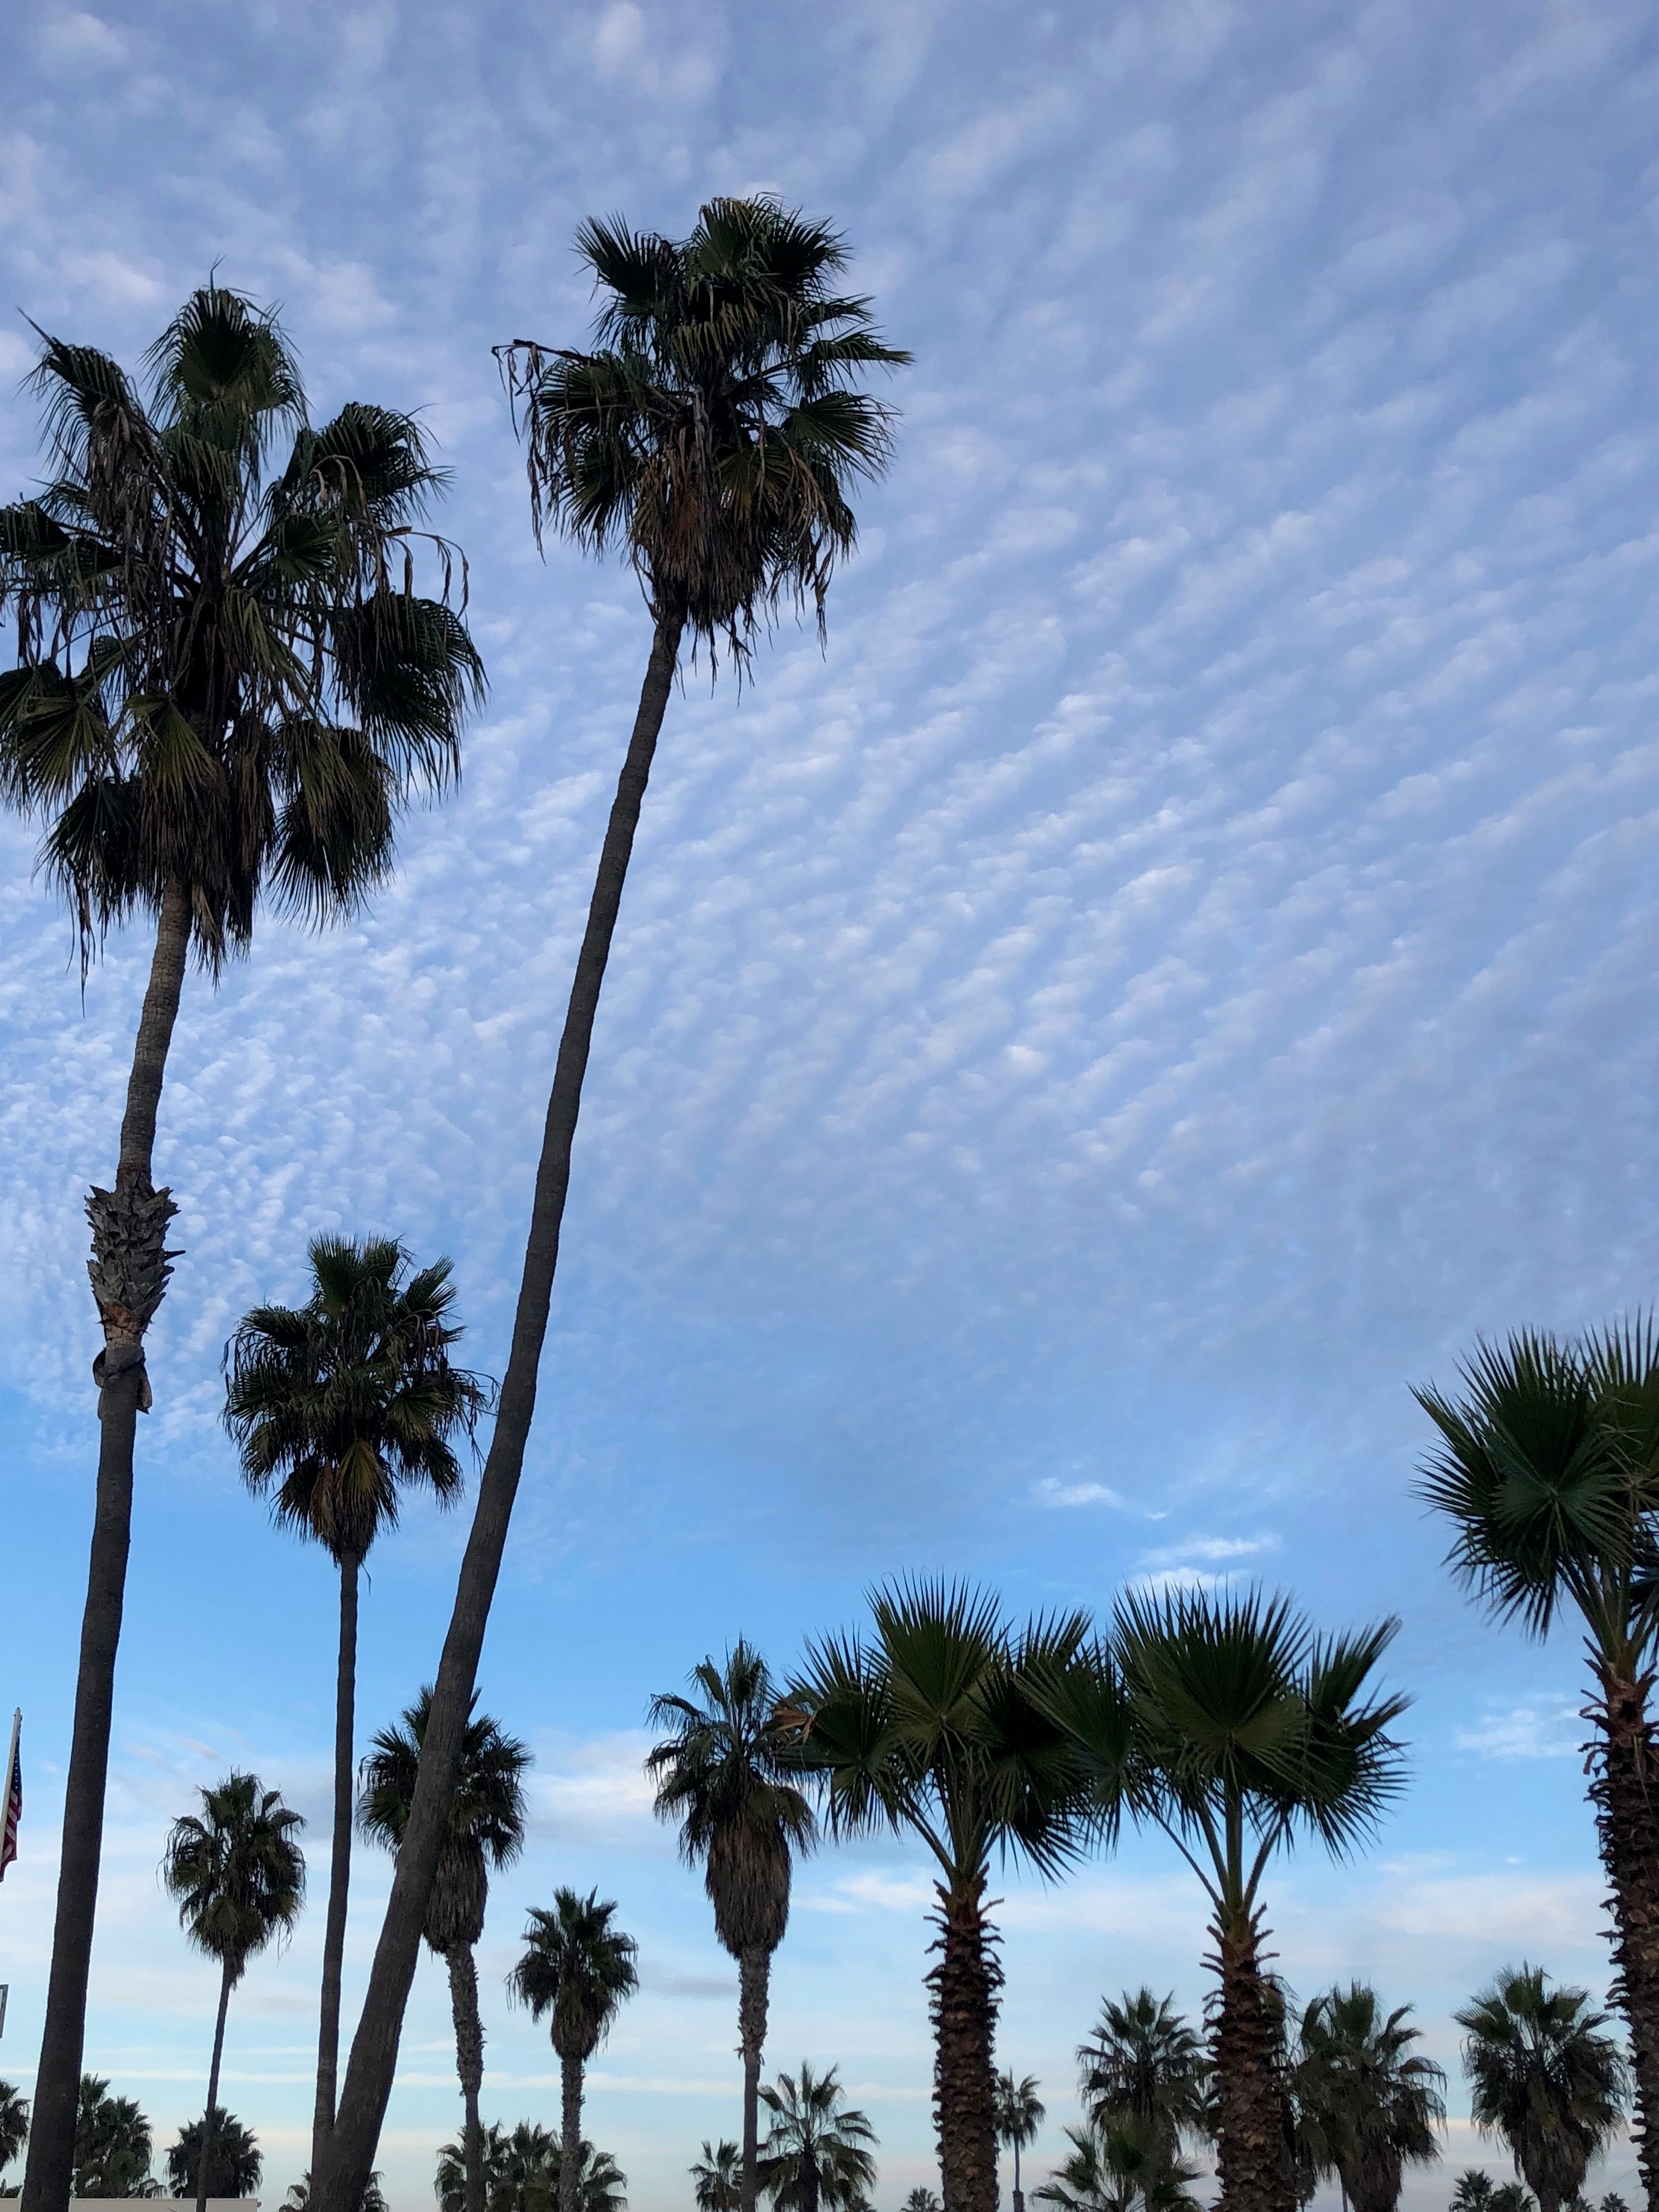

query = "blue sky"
[3,0,1658,2205]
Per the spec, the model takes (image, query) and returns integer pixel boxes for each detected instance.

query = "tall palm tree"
[1417,1325,1659,2204]
[161,1770,306,2212]
[224,1234,488,2179]
[166,2109,261,2200]
[994,2075,1044,2212]
[0,2083,28,2179]
[309,206,905,2212]
[359,1688,529,2212]
[692,2142,743,2212]
[1077,1990,1210,2177]
[782,1582,1088,2212]
[647,1643,816,2212]
[758,2064,877,2212]
[0,286,482,2212]
[506,1889,639,2212]
[1293,1984,1445,2212]
[71,2076,154,2197]
[1456,1966,1629,2212]
[1045,1590,1407,2212]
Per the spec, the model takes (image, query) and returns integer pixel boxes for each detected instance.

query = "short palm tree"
[758,2063,877,2212]
[71,2075,154,2197]
[224,1233,488,2177]
[166,2108,262,2199]
[306,208,906,2212]
[436,2121,554,2212]
[1418,1325,1659,2203]
[507,1890,640,2212]
[692,2141,743,2212]
[1033,2121,1203,2212]
[1,2081,28,2177]
[782,1582,1087,2212]
[1077,1990,1210,2176]
[285,2168,386,2212]
[1293,1984,1445,2212]
[554,2145,627,2212]
[360,1688,530,2212]
[1456,1966,1629,2212]
[994,2075,1044,2211]
[648,1643,815,2212]
[1,287,481,2212]
[161,1770,306,2212]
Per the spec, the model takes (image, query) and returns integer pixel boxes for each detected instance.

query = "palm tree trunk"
[1212,1911,1294,2212]
[312,602,687,2212]
[313,1550,362,2175]
[929,1878,1001,2212]
[738,1946,770,2212]
[21,879,189,2212]
[1592,1668,1659,2212]
[445,1945,487,2212]
[800,2156,819,2212]
[560,2052,583,2212]
[197,1956,235,2212]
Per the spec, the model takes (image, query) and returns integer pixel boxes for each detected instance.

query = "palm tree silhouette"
[692,2141,743,2212]
[994,2074,1044,2212]
[507,1889,639,2212]
[758,2063,877,2212]
[1457,1965,1628,2212]
[1293,1983,1444,2212]
[1077,1989,1209,2181]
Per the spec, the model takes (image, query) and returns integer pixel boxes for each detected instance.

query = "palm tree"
[308,206,905,2212]
[1,2083,27,2180]
[758,2064,877,2212]
[1077,1991,1210,2178]
[1032,2121,1203,2212]
[782,1583,1087,2212]
[161,1770,305,2212]
[284,2170,386,2212]
[648,1643,816,2212]
[1045,1589,1407,2212]
[1456,1966,1629,2212]
[436,2121,552,2212]
[165,2109,261,2199]
[1451,2175,1498,2212]
[1,286,482,2212]
[994,2075,1044,2212]
[1417,1327,1659,2203]
[71,2076,154,2197]
[224,1232,488,2175]
[360,1688,530,2212]
[551,2146,627,2212]
[506,1889,639,2212]
[901,2193,941,2212]
[692,2143,743,2212]
[1293,1984,1445,2212]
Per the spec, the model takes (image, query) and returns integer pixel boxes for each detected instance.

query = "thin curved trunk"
[1593,1667,1659,2212]
[1212,1911,1293,2212]
[197,1956,235,2212]
[560,2051,583,2212]
[313,604,686,2212]
[21,879,190,2212]
[738,1946,770,2212]
[313,1551,362,2174]
[445,1945,487,2212]
[930,1877,1000,2212]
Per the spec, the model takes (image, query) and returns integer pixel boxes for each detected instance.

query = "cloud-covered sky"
[3,1,1658,2206]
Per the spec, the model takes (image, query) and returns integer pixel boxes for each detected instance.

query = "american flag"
[0,1713,19,1882]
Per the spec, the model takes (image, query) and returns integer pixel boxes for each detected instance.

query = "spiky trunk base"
[1212,1914,1294,2212]
[928,1880,1001,2212]
[1591,1669,1659,2212]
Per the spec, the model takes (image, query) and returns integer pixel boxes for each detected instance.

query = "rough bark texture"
[21,881,190,2212]
[928,1881,1001,2212]
[311,607,686,2212]
[1591,1666,1659,2212]
[313,1551,362,2174]
[1212,1915,1294,2212]
[560,2052,583,2212]
[738,1946,770,2212]
[197,1958,235,2212]
[446,1945,487,2212]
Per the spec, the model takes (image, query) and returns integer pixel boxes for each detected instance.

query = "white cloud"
[1032,1477,1133,1510]
[1455,1702,1585,1760]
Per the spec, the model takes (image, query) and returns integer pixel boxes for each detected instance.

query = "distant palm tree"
[1293,1984,1444,2212]
[360,1688,530,2212]
[165,2109,261,2199]
[1032,2120,1203,2212]
[692,2142,743,2212]
[1077,1991,1210,2177]
[507,1890,639,2212]
[648,1643,815,2212]
[225,1232,488,2175]
[1491,2190,1536,2212]
[1,2083,28,2179]
[1450,2174,1497,2212]
[436,2120,554,2212]
[758,2063,877,2212]
[901,2192,941,2212]
[71,2076,155,2197]
[783,1583,1087,2212]
[1457,1966,1628,2212]
[162,1770,304,2212]
[994,2075,1044,2211]
[284,2169,386,2212]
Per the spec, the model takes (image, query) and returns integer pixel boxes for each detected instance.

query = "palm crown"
[1457,1965,1629,2212]
[1293,1983,1445,2212]
[507,1890,640,2064]
[758,2063,877,2212]
[1077,1990,1209,2164]
[162,1771,306,1979]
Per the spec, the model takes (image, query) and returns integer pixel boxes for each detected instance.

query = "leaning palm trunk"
[445,1945,487,2212]
[1592,1667,1659,2211]
[314,1552,362,2170]
[560,2051,584,2212]
[313,606,686,2212]
[198,1956,235,2212]
[1212,1912,1293,2212]
[23,879,189,2212]
[738,1946,770,2212]
[930,1878,1001,2212]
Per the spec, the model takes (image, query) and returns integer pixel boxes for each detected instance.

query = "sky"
[2,0,1658,2206]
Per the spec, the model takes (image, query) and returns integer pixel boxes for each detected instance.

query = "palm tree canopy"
[166,2107,262,2197]
[781,1580,1091,1898]
[507,1888,640,2064]
[1457,1965,1629,2207]
[647,1638,815,1957]
[0,283,483,975]
[1033,2121,1203,2212]
[994,2073,1045,2152]
[436,2121,586,2212]
[161,1769,306,1981]
[498,195,909,660]
[359,1684,531,1953]
[72,2075,154,2197]
[225,1232,489,1565]
[286,2167,387,2212]
[758,2063,877,2212]
[1078,1990,1209,2155]
[1415,1324,1659,1665]
[690,2140,743,2212]
[1294,1983,1446,2199]
[0,2080,29,2172]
